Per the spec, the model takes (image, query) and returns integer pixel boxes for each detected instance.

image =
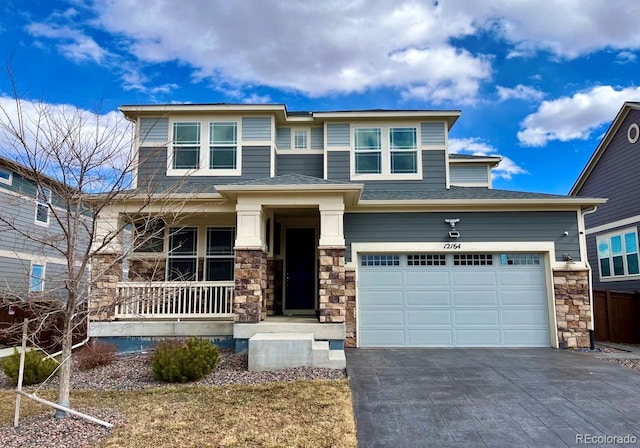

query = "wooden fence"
[593,289,640,344]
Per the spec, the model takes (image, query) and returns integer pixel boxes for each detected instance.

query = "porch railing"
[114,282,235,319]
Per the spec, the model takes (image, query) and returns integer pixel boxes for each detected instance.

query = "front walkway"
[346,348,640,447]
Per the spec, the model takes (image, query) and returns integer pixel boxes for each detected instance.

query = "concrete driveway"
[346,348,640,447]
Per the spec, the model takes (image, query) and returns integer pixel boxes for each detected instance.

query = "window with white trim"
[172,122,200,169]
[133,218,165,253]
[0,167,11,185]
[454,254,493,266]
[597,229,640,278]
[500,254,540,265]
[361,255,400,266]
[294,130,308,149]
[30,263,45,292]
[390,127,417,174]
[209,122,237,169]
[205,227,235,281]
[167,227,198,281]
[408,254,446,266]
[354,128,382,174]
[35,187,51,225]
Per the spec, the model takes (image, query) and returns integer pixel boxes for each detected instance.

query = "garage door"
[358,253,550,347]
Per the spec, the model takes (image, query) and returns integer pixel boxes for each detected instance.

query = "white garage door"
[358,253,551,347]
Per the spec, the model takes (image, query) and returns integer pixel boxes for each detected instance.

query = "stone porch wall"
[345,267,357,347]
[319,247,346,323]
[554,270,592,348]
[234,249,267,323]
[90,253,122,321]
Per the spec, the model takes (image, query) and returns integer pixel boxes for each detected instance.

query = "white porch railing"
[114,282,235,319]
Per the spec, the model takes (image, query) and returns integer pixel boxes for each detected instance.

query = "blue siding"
[276,127,291,149]
[326,151,350,182]
[327,123,350,147]
[578,109,640,229]
[311,127,324,149]
[421,122,446,145]
[276,154,323,178]
[137,146,271,190]
[242,117,272,141]
[450,165,489,185]
[344,211,580,262]
[139,117,169,144]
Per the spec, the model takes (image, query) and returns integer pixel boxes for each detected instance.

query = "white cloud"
[26,23,107,64]
[616,51,637,64]
[242,93,272,104]
[496,84,544,102]
[23,1,640,102]
[517,86,640,146]
[449,137,527,180]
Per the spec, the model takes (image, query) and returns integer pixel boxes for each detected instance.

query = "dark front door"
[285,228,316,313]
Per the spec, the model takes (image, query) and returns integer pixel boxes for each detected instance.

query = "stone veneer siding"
[318,247,346,323]
[345,267,357,347]
[265,258,275,316]
[554,270,592,348]
[234,249,267,323]
[90,253,122,321]
[129,258,166,281]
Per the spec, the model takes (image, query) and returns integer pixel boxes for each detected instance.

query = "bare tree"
[0,67,184,417]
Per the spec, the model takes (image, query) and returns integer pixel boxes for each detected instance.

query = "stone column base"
[90,253,122,321]
[319,247,346,323]
[234,249,267,323]
[554,270,592,348]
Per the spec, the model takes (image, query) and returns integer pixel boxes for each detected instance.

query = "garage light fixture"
[562,253,574,263]
[445,218,460,239]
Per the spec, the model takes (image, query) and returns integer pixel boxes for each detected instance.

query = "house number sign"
[443,243,461,249]
[629,123,639,144]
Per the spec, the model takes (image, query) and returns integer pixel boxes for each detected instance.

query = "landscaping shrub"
[75,340,118,371]
[151,337,220,383]
[1,348,59,386]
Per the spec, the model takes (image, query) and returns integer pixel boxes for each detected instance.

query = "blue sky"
[1,0,640,194]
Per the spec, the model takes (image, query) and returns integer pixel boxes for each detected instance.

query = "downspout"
[581,206,599,349]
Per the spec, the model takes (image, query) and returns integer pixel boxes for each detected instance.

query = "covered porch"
[89,176,361,356]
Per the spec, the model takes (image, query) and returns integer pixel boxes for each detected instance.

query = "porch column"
[318,202,346,323]
[90,211,124,321]
[234,202,267,323]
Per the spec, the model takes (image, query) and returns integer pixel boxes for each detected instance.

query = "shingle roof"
[224,173,350,186]
[360,187,572,201]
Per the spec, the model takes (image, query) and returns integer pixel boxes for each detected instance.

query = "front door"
[284,228,316,314]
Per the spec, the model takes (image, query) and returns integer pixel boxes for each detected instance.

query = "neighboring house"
[570,102,640,291]
[88,103,604,367]
[0,156,72,300]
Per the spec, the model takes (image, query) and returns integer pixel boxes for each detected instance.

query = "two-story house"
[88,104,604,367]
[0,156,82,309]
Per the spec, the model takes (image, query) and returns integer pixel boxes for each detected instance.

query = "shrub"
[76,340,118,371]
[151,337,220,383]
[1,348,59,386]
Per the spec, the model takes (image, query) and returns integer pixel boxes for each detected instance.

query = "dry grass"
[0,380,357,448]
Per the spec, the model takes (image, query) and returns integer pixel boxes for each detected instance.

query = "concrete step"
[248,332,346,371]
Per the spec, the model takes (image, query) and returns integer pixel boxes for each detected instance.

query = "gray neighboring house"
[88,104,604,364]
[571,102,640,291]
[0,156,75,301]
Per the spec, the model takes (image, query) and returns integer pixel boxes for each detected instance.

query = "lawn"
[0,380,357,447]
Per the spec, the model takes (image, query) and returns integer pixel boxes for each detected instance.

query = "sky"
[1,0,640,195]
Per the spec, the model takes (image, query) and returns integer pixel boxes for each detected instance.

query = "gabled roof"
[223,173,349,186]
[570,101,640,196]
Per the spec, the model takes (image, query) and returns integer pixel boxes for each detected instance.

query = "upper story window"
[172,122,201,169]
[0,167,12,185]
[294,130,308,149]
[209,122,237,170]
[354,128,382,174]
[597,229,640,279]
[35,186,51,225]
[389,128,417,174]
[169,120,241,176]
[353,126,420,178]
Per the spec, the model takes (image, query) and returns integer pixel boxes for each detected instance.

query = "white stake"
[15,390,113,428]
[13,318,28,428]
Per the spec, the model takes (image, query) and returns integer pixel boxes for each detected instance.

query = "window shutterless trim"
[34,186,51,226]
[0,167,12,185]
[29,261,45,292]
